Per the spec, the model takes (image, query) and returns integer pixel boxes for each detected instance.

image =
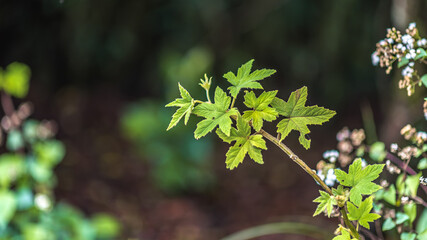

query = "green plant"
[166,59,390,239]
[0,62,121,239]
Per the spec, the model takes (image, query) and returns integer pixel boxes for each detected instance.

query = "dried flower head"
[338,140,353,153]
[350,129,365,146]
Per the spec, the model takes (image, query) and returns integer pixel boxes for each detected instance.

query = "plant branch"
[385,151,427,195]
[1,91,15,117]
[257,129,363,239]
[340,209,360,239]
[230,97,236,109]
[205,89,212,103]
[409,195,427,208]
[258,129,332,195]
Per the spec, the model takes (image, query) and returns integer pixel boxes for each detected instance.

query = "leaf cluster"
[313,158,384,238]
[166,59,336,169]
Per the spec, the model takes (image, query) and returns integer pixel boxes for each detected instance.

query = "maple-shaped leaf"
[242,91,279,131]
[193,87,238,139]
[271,86,336,149]
[335,158,384,206]
[165,83,195,130]
[216,117,267,170]
[313,190,336,217]
[224,59,276,98]
[347,196,381,229]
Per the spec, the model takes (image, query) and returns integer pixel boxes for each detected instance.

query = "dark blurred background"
[1,0,427,239]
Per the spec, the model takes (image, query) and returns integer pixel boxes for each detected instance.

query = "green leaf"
[418,158,427,170]
[23,224,55,240]
[415,48,427,60]
[417,208,427,234]
[193,87,238,139]
[398,57,410,68]
[347,196,381,229]
[0,62,31,98]
[271,87,336,149]
[313,190,336,217]
[0,190,17,227]
[166,83,195,130]
[369,142,386,162]
[418,230,427,240]
[382,218,396,231]
[15,187,33,210]
[396,212,410,224]
[242,91,278,131]
[6,130,24,151]
[33,140,65,168]
[421,74,427,88]
[383,184,396,206]
[218,117,267,169]
[404,203,417,225]
[404,173,422,197]
[396,172,421,196]
[401,232,417,240]
[0,154,25,187]
[91,213,121,238]
[224,59,276,98]
[335,158,384,206]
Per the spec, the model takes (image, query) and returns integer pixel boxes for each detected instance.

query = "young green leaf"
[271,86,336,149]
[0,62,31,98]
[400,232,417,240]
[417,208,427,235]
[0,190,17,227]
[347,196,381,229]
[382,218,396,231]
[404,203,417,225]
[396,212,410,225]
[332,230,354,240]
[165,83,195,130]
[216,117,267,169]
[313,190,336,217]
[334,158,384,206]
[193,87,238,139]
[224,59,276,98]
[421,74,427,88]
[242,91,279,131]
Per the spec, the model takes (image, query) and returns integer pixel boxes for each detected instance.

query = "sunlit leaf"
[217,117,267,169]
[166,83,195,130]
[242,91,278,131]
[271,86,335,149]
[0,62,31,98]
[335,158,384,206]
[313,190,336,217]
[193,87,238,139]
[347,196,380,229]
[224,59,276,98]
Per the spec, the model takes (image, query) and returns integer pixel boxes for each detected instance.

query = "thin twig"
[258,129,332,195]
[1,92,15,116]
[375,219,384,240]
[258,129,362,239]
[385,151,427,195]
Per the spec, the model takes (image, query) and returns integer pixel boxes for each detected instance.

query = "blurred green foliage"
[121,100,215,193]
[0,62,30,98]
[0,63,121,239]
